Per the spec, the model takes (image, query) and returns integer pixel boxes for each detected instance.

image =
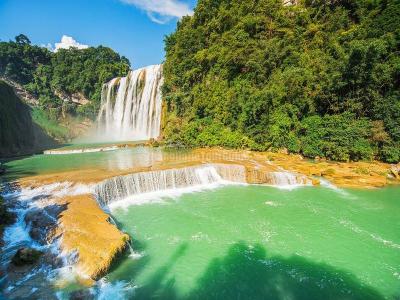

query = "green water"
[1,147,166,180]
[2,148,399,299]
[109,185,400,300]
[1,146,197,181]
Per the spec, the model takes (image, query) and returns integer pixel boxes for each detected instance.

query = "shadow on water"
[132,242,386,300]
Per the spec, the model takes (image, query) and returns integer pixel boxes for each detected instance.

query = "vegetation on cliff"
[163,0,400,162]
[0,34,130,119]
[0,80,57,157]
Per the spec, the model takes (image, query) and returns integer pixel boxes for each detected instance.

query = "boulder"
[24,204,66,243]
[24,208,56,243]
[11,248,43,266]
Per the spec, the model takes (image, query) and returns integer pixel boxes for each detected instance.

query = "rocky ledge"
[55,194,129,281]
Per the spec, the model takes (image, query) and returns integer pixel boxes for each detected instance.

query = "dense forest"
[163,0,400,162]
[0,34,130,119]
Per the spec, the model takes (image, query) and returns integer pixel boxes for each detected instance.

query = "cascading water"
[97,64,163,141]
[94,164,246,207]
[264,171,311,187]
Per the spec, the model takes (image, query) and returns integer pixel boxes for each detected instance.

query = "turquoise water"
[2,147,165,180]
[109,185,400,300]
[2,148,399,299]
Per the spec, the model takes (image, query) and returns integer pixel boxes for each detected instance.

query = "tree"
[162,0,400,162]
[15,34,31,45]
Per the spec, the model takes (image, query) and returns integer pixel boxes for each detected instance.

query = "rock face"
[11,248,43,266]
[0,80,57,157]
[0,77,38,105]
[56,194,129,280]
[55,90,90,106]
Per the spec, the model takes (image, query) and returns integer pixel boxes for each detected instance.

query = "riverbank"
[1,147,399,297]
[17,148,400,189]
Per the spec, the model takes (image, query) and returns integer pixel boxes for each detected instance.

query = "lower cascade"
[97,64,163,141]
[264,171,311,187]
[94,164,246,206]
[94,164,311,206]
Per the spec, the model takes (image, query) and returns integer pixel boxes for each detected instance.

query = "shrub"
[299,114,373,161]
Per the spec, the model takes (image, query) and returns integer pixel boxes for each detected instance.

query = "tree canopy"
[163,0,400,162]
[0,34,130,118]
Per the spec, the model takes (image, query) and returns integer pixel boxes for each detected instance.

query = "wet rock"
[4,267,59,300]
[390,165,399,179]
[24,205,63,244]
[11,248,43,266]
[41,251,64,268]
[0,164,5,175]
[69,289,95,300]
[44,204,66,217]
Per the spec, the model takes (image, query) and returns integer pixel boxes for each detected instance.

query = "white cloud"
[121,0,193,24]
[53,35,89,52]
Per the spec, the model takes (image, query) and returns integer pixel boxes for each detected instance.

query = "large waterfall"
[97,64,163,141]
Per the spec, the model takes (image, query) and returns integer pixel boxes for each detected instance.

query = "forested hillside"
[0,34,130,119]
[163,0,400,162]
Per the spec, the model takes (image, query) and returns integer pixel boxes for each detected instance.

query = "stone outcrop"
[55,90,90,106]
[55,194,129,280]
[0,77,38,105]
[11,248,43,266]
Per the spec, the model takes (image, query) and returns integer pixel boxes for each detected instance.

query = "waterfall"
[94,164,246,206]
[94,164,312,207]
[246,169,311,187]
[97,64,163,141]
[263,171,311,187]
[213,163,247,183]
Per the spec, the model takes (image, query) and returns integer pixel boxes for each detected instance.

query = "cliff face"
[0,80,57,158]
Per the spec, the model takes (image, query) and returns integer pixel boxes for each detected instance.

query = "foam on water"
[339,219,400,250]
[108,180,226,210]
[2,208,33,251]
[0,181,96,296]
[93,279,136,300]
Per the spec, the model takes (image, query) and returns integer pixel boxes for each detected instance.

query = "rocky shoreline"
[1,148,399,298]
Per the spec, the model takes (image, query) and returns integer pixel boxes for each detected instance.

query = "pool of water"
[108,184,400,300]
[2,148,399,299]
[1,147,190,180]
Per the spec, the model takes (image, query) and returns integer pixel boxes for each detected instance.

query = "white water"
[264,171,311,189]
[94,164,312,208]
[0,182,95,297]
[95,164,246,207]
[97,64,163,141]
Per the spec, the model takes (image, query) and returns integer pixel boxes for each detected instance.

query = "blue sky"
[0,0,196,69]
